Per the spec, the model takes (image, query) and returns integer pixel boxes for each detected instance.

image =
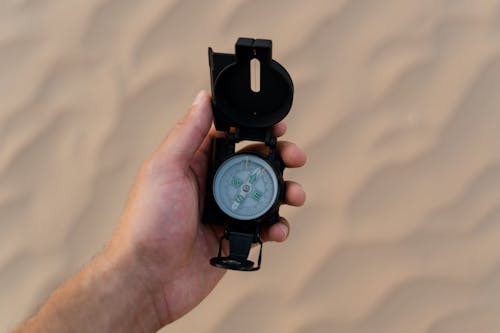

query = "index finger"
[240,140,307,168]
[272,121,287,138]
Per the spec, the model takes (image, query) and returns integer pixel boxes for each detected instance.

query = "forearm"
[13,249,163,333]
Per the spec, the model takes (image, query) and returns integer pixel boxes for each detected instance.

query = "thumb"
[157,90,213,167]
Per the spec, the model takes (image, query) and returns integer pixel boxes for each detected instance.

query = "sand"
[1,0,500,332]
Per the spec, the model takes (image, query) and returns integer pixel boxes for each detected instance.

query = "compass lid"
[208,38,294,141]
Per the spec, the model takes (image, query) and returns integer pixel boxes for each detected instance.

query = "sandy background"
[2,0,500,332]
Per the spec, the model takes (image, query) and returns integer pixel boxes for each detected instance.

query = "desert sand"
[2,0,500,332]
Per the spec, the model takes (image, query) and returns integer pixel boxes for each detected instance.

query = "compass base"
[210,256,259,271]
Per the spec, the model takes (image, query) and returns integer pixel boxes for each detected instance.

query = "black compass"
[203,37,294,271]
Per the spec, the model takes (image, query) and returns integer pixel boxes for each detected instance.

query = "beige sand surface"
[2,0,500,332]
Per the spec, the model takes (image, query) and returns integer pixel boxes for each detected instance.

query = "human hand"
[104,90,307,327]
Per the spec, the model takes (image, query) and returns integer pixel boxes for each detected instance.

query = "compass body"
[203,37,293,271]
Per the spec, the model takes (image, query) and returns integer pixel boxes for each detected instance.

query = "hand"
[104,90,307,327]
[12,90,306,333]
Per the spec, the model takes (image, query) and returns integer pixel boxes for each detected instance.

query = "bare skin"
[13,91,307,332]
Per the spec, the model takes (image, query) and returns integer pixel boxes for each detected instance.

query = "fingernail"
[279,223,289,240]
[192,90,206,106]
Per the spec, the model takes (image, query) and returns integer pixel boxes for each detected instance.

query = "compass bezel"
[212,152,280,221]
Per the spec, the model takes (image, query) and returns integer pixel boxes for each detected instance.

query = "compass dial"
[213,153,279,220]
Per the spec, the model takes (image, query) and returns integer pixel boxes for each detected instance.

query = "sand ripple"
[1,0,500,332]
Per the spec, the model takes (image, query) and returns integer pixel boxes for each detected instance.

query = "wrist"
[97,245,168,331]
[16,245,168,333]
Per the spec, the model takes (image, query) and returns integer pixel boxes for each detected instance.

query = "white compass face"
[213,154,279,220]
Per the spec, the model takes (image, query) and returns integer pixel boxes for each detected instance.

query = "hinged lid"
[208,37,294,142]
